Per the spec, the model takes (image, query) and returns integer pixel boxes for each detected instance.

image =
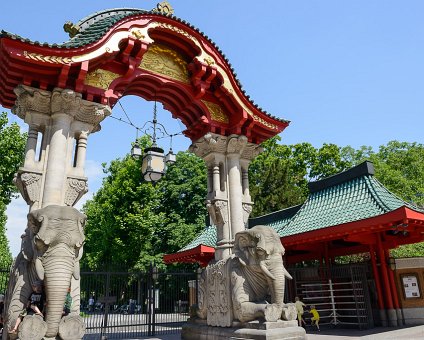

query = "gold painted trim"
[202,100,229,124]
[24,51,73,65]
[152,22,279,130]
[84,69,121,90]
[22,19,280,130]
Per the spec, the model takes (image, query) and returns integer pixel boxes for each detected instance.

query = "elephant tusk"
[283,267,293,280]
[259,261,276,280]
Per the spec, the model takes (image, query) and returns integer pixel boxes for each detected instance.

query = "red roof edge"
[163,244,215,267]
[282,206,415,246]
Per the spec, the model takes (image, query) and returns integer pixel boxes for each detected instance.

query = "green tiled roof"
[177,206,299,252]
[279,161,423,237]
[249,205,302,235]
[62,9,146,48]
[179,225,217,252]
[177,161,423,252]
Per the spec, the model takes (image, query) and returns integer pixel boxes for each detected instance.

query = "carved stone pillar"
[12,85,111,209]
[190,133,262,261]
[227,135,247,239]
[6,85,111,339]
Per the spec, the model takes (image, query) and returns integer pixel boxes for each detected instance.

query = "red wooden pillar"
[369,245,384,309]
[385,248,403,326]
[377,233,396,326]
[369,244,387,326]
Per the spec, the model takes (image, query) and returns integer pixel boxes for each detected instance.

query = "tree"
[0,112,26,265]
[249,137,306,216]
[249,138,353,216]
[82,137,207,271]
[372,141,424,208]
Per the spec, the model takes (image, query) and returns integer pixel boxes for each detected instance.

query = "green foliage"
[0,112,26,265]
[82,140,207,272]
[391,243,424,258]
[249,137,353,217]
[83,132,423,268]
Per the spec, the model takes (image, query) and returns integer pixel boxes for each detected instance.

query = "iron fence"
[80,267,197,339]
[0,264,197,339]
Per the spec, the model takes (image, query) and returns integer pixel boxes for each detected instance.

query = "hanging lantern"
[141,144,165,182]
[131,141,142,159]
[165,148,176,165]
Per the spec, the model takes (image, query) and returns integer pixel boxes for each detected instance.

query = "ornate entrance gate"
[0,2,288,339]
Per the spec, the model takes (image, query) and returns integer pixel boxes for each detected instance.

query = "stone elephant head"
[232,225,292,322]
[28,205,85,338]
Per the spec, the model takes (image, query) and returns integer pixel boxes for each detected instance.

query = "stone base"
[182,319,306,340]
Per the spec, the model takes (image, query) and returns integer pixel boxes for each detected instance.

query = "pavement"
[133,325,424,340]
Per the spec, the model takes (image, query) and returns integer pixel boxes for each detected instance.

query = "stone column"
[42,112,73,207]
[190,133,262,261]
[6,85,111,339]
[227,135,247,238]
[12,85,111,208]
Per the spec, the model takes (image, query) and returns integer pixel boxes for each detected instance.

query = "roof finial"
[152,1,174,15]
[63,21,81,38]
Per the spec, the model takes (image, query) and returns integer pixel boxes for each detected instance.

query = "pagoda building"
[164,161,424,328]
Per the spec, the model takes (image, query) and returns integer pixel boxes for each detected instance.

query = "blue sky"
[2,1,424,255]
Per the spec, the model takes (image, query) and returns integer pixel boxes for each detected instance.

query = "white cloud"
[5,196,27,257]
[84,159,104,186]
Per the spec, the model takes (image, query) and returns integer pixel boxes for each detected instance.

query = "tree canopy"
[82,136,207,271]
[82,134,423,268]
[0,112,26,265]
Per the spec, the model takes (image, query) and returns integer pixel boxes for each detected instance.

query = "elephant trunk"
[42,243,74,337]
[262,259,286,308]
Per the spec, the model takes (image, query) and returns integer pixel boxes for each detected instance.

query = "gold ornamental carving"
[156,23,196,43]
[152,1,174,15]
[202,100,229,123]
[139,44,189,83]
[84,69,121,90]
[131,30,145,40]
[203,56,215,66]
[24,51,73,65]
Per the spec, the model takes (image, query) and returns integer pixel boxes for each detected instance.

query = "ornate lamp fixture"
[140,101,177,182]
[113,99,178,182]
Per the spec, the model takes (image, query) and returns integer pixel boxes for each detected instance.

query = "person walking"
[88,295,94,313]
[309,304,320,331]
[294,296,306,327]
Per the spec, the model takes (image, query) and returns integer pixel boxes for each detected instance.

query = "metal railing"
[80,266,197,339]
[288,264,374,329]
[0,264,197,339]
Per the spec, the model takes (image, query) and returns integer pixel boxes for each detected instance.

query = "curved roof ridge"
[179,225,217,252]
[366,175,424,213]
[0,9,288,123]
[74,8,147,31]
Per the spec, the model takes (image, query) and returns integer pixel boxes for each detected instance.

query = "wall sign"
[402,274,421,298]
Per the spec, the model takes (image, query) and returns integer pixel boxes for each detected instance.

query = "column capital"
[12,85,111,132]
[189,133,262,160]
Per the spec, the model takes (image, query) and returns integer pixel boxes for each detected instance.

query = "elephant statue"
[3,205,86,339]
[196,225,294,327]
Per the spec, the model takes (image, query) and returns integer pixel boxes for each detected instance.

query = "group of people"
[294,296,320,331]
[9,281,72,334]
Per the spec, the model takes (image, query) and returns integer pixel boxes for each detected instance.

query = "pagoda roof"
[280,161,423,238]
[179,225,217,252]
[164,161,424,265]
[0,5,288,143]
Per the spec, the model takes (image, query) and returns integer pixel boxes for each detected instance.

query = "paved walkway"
[134,325,424,340]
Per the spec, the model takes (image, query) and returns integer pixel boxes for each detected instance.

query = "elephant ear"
[75,213,87,248]
[234,231,252,265]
